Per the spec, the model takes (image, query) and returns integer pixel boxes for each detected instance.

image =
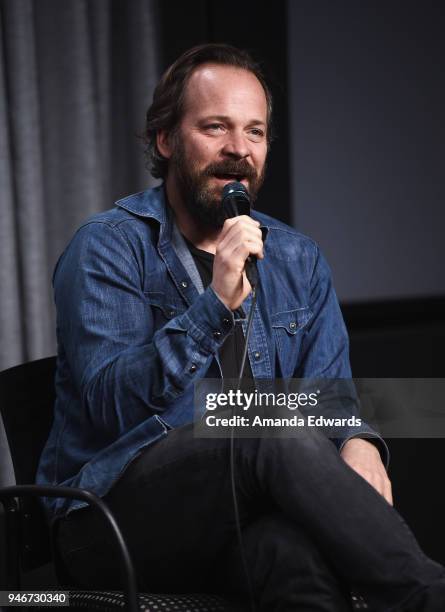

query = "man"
[37,44,445,610]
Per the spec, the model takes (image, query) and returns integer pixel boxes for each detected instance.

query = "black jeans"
[56,424,445,611]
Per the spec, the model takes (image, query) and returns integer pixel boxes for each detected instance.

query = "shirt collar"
[115,184,168,224]
[115,183,269,245]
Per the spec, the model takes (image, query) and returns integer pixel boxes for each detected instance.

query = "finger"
[359,468,379,492]
[221,235,264,263]
[219,216,261,242]
[370,472,392,505]
[383,477,393,506]
[220,218,263,246]
[219,225,263,251]
[235,240,264,258]
[348,464,381,494]
[234,214,261,228]
[219,217,238,242]
[217,225,264,258]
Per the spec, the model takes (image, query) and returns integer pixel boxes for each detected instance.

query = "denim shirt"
[37,186,388,516]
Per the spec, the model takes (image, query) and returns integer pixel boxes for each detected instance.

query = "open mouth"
[213,174,246,182]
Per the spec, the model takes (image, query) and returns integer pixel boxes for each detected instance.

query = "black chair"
[0,357,242,611]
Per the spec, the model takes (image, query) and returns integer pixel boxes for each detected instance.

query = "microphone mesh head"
[221,181,251,218]
[222,181,250,202]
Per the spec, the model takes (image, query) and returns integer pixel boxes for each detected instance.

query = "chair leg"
[0,497,21,590]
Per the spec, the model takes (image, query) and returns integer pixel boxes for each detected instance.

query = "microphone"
[221,181,259,288]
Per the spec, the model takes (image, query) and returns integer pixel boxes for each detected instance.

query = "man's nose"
[221,131,250,159]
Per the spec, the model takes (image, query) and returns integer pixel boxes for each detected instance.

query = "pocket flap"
[271,307,312,335]
[144,291,186,319]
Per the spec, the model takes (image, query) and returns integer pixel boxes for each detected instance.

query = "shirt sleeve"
[54,220,235,435]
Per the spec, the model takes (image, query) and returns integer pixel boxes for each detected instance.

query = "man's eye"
[249,128,264,138]
[205,124,224,132]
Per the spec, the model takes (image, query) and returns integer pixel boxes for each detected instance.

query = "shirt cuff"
[178,285,236,355]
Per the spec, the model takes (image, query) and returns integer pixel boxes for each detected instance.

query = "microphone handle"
[221,185,259,288]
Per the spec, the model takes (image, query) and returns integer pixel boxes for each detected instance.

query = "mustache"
[202,159,257,180]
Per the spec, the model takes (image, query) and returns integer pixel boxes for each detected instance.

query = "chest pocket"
[144,291,187,331]
[271,307,313,377]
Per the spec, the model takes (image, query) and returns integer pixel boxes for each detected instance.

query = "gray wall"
[287,1,445,302]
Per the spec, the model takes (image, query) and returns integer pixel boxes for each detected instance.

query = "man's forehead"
[182,63,268,119]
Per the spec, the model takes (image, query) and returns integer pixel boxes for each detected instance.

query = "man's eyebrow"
[197,115,230,123]
[199,115,266,126]
[246,119,267,127]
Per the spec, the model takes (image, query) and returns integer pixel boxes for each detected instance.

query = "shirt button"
[189,363,197,373]
[254,351,261,360]
[222,317,231,327]
[168,309,175,318]
[289,321,297,330]
[213,330,222,339]
[181,280,188,288]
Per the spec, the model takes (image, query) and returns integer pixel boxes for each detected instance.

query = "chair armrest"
[0,485,139,612]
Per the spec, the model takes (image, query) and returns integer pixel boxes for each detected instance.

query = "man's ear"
[156,130,173,160]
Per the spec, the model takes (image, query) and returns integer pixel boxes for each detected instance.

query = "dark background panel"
[345,298,445,565]
[288,0,445,302]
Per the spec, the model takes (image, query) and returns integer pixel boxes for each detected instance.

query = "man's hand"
[340,438,393,505]
[211,215,264,310]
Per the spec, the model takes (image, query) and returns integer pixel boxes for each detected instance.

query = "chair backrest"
[0,356,57,571]
[0,356,57,486]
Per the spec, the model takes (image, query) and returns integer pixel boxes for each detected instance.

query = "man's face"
[167,63,269,229]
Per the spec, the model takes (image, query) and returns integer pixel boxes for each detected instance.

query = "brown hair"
[143,43,273,179]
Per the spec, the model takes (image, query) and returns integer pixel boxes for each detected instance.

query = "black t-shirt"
[183,237,253,380]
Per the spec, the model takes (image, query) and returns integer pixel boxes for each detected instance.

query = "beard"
[170,136,266,230]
